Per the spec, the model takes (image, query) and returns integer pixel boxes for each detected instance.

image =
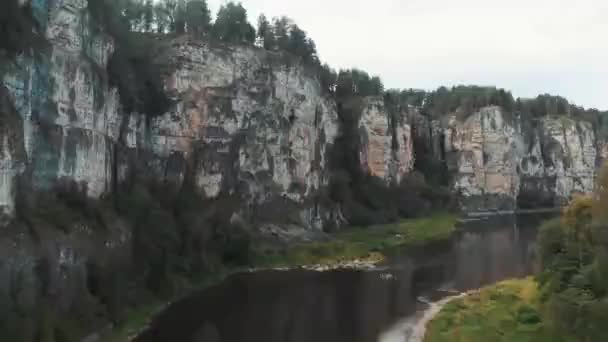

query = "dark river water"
[135,214,549,342]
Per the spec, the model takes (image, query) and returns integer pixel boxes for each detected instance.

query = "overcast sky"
[206,0,608,110]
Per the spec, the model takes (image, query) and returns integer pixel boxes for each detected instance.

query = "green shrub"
[517,305,542,325]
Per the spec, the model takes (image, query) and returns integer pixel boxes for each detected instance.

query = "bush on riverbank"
[534,193,608,341]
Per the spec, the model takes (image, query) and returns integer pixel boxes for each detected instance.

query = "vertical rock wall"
[2,0,120,210]
[137,37,340,208]
[441,107,599,211]
[359,98,414,184]
[0,1,603,218]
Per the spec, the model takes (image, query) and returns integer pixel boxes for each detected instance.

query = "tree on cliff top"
[185,0,212,37]
[336,69,384,98]
[212,2,255,44]
[273,16,291,51]
[287,24,319,66]
[174,0,187,33]
[256,14,275,50]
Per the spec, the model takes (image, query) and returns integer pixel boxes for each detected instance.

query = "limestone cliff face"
[442,107,599,211]
[358,98,414,183]
[0,2,346,226]
[1,0,120,218]
[135,37,339,208]
[0,1,602,220]
[0,1,347,332]
[0,0,129,324]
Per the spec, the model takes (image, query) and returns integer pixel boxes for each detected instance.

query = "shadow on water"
[134,214,551,342]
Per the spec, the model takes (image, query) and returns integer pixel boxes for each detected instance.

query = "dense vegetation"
[534,167,608,341]
[255,214,457,268]
[2,176,257,342]
[387,86,608,123]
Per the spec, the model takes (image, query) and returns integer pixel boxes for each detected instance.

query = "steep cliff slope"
[440,108,600,211]
[0,2,414,339]
[358,98,414,184]
[125,36,342,229]
[1,0,120,216]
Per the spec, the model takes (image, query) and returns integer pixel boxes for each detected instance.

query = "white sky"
[205,0,608,110]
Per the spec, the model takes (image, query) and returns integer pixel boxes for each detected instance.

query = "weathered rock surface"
[359,98,414,184]
[0,3,348,228]
[2,0,120,205]
[138,36,340,208]
[1,1,602,217]
[441,107,599,211]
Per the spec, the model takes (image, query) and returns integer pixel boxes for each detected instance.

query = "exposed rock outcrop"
[1,2,347,228]
[2,0,120,203]
[441,107,599,211]
[135,36,339,209]
[359,98,414,184]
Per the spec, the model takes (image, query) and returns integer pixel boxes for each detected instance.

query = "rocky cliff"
[358,98,414,184]
[440,107,600,211]
[4,1,600,224]
[0,1,358,338]
[0,0,606,339]
[0,1,424,231]
[0,0,346,226]
[125,35,344,230]
[1,0,120,218]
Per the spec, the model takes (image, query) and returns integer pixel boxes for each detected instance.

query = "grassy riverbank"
[424,278,570,342]
[254,213,457,268]
[103,213,457,341]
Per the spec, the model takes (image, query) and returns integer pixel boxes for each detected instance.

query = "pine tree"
[174,0,187,34]
[213,2,255,44]
[154,2,170,33]
[273,16,291,50]
[185,0,212,37]
[287,24,307,57]
[143,0,154,32]
[257,14,274,49]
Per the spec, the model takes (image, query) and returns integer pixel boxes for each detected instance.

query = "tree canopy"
[212,2,255,44]
[335,69,384,98]
[536,166,608,341]
[185,0,212,37]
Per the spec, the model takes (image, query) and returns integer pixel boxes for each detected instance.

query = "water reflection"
[135,214,545,342]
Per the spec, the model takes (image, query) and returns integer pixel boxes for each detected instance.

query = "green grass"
[424,278,573,342]
[103,213,457,341]
[253,213,458,268]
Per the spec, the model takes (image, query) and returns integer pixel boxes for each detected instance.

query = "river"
[134,214,549,342]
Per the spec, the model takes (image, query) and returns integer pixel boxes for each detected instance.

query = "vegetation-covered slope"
[426,164,608,342]
[425,278,569,342]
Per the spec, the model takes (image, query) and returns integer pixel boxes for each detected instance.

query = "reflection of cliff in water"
[135,215,544,342]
